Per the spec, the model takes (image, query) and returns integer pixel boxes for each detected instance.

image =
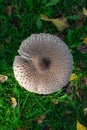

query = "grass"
[0,0,87,129]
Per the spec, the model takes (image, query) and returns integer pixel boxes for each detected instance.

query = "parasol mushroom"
[13,33,73,94]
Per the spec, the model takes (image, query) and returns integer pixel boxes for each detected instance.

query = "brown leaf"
[57,33,65,40]
[77,45,87,53]
[5,37,11,43]
[0,19,2,24]
[75,15,84,27]
[77,61,83,70]
[53,99,59,105]
[62,83,72,94]
[0,75,8,83]
[65,110,72,115]
[6,5,13,16]
[81,77,87,86]
[10,17,20,29]
[16,126,25,130]
[42,125,52,130]
[37,115,46,124]
[76,88,83,101]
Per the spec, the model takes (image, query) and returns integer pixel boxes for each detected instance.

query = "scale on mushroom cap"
[13,33,73,95]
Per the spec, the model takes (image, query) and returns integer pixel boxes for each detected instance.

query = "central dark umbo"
[39,57,51,70]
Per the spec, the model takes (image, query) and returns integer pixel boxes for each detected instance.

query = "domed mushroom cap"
[13,33,73,94]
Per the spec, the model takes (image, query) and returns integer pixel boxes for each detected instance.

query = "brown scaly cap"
[13,33,73,94]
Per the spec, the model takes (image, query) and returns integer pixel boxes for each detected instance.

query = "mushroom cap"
[13,33,73,95]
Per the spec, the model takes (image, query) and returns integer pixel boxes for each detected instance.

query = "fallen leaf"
[77,61,83,70]
[57,33,65,40]
[84,108,87,115]
[0,19,2,24]
[51,17,68,31]
[82,77,87,86]
[53,99,59,105]
[16,126,25,130]
[77,45,87,53]
[6,5,13,16]
[75,15,84,27]
[0,75,8,83]
[83,8,87,17]
[62,83,72,94]
[5,37,11,43]
[11,97,17,107]
[65,110,72,115]
[70,73,78,81]
[37,114,46,124]
[77,120,87,130]
[83,37,87,45]
[42,125,52,130]
[10,17,20,29]
[41,14,50,21]
[76,88,83,101]
[41,14,68,31]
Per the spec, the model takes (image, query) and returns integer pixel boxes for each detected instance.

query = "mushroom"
[13,33,73,94]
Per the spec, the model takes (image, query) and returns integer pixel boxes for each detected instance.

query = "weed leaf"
[25,0,34,9]
[36,18,43,29]
[0,0,4,3]
[45,0,61,7]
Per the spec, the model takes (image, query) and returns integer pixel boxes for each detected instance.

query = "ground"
[0,0,87,130]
